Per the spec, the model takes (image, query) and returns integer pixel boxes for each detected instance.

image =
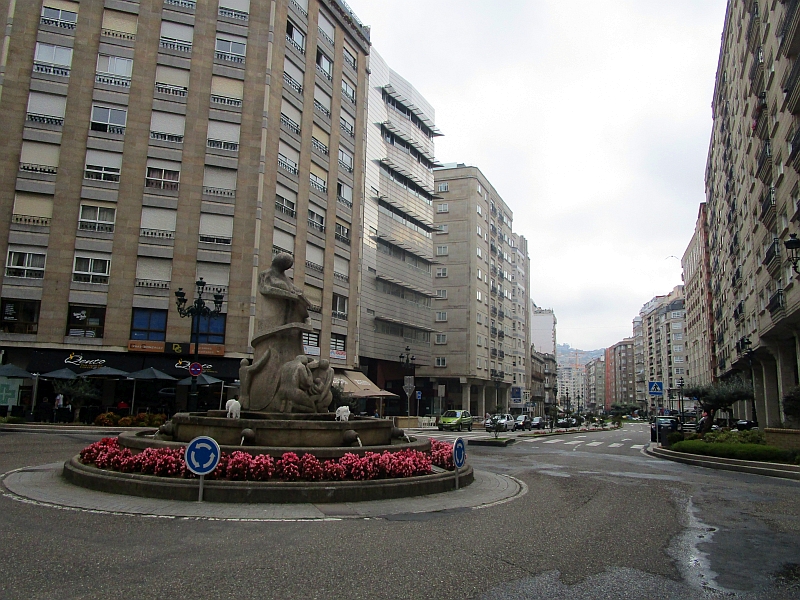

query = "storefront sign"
[165,342,225,356]
[0,378,20,406]
[64,352,106,369]
[330,349,347,361]
[127,341,166,353]
[304,345,321,356]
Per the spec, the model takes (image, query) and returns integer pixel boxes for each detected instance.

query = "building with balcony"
[604,339,635,410]
[357,49,441,416]
[584,356,605,412]
[693,0,800,426]
[419,164,530,415]
[0,0,368,409]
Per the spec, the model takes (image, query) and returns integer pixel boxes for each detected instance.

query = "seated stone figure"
[272,355,317,413]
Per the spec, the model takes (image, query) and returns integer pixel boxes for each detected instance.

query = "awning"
[334,370,398,398]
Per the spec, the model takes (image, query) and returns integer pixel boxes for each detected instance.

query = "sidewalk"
[0,422,150,435]
[645,442,800,481]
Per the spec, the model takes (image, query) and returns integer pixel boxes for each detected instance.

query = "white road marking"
[542,440,563,444]
[631,444,645,449]
[563,441,583,445]
[609,443,623,448]
[585,442,603,446]
[622,438,632,441]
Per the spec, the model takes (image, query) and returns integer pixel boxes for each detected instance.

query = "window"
[437,203,449,213]
[338,148,354,172]
[477,313,483,324]
[436,289,447,298]
[671,322,683,329]
[41,4,78,29]
[435,357,447,367]
[316,49,332,79]
[84,150,121,182]
[6,250,45,279]
[191,313,226,344]
[286,20,305,52]
[330,333,346,356]
[477,225,483,237]
[671,311,682,319]
[146,160,180,191]
[436,245,448,256]
[436,267,447,278]
[674,368,685,375]
[343,45,356,69]
[66,304,105,338]
[33,42,72,75]
[199,213,233,245]
[337,181,353,208]
[436,224,448,234]
[673,332,683,340]
[437,182,449,192]
[91,106,127,137]
[0,299,40,334]
[73,255,110,284]
[477,205,483,216]
[477,247,483,259]
[341,78,355,103]
[207,120,240,151]
[26,92,67,126]
[332,294,348,319]
[150,111,186,143]
[477,335,483,347]
[308,206,325,232]
[672,345,683,353]
[303,331,320,355]
[160,20,193,52]
[335,222,350,244]
[96,54,132,85]
[215,35,247,63]
[79,205,115,233]
[435,334,447,344]
[155,65,189,96]
[130,308,168,341]
[673,356,684,363]
[435,311,447,322]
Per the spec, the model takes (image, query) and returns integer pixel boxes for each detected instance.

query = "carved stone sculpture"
[239,253,334,413]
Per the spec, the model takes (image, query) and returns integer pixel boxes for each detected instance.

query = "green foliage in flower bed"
[703,430,765,445]
[93,412,166,427]
[670,440,796,463]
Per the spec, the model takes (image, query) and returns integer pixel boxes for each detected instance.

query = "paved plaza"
[1,424,799,599]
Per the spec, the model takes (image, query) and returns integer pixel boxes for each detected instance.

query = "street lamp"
[175,278,224,412]
[399,346,416,417]
[784,234,800,273]
[491,368,504,413]
[677,376,685,425]
[737,336,759,426]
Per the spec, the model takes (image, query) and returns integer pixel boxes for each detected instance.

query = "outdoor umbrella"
[40,368,78,380]
[0,364,34,379]
[177,373,222,386]
[126,368,177,414]
[78,366,130,378]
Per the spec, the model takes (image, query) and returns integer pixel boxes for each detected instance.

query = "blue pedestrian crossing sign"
[185,436,221,476]
[648,382,664,396]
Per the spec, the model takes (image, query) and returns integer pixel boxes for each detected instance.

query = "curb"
[0,424,152,435]
[645,443,800,481]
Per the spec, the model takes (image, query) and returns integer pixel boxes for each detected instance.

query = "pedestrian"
[55,393,63,409]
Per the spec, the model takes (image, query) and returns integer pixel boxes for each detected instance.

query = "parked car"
[695,417,721,433]
[531,416,546,430]
[557,417,577,428]
[651,416,681,441]
[484,413,514,432]
[513,415,533,431]
[438,410,472,432]
[735,420,758,431]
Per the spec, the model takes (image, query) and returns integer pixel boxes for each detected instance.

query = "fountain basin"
[161,411,394,448]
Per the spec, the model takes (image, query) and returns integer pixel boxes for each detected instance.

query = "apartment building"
[420,164,530,415]
[0,0,368,408]
[633,315,646,406]
[584,356,605,412]
[357,49,441,416]
[682,203,715,386]
[604,339,634,409]
[529,303,557,356]
[693,0,800,426]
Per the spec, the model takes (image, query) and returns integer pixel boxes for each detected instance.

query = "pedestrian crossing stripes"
[563,441,583,445]
[542,440,563,444]
[608,443,623,448]
[630,444,645,449]
[585,442,603,446]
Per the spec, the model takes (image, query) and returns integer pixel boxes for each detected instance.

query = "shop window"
[130,308,168,341]
[0,299,40,334]
[191,313,226,344]
[66,304,105,337]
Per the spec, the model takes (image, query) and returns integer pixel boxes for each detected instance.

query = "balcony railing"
[219,7,248,20]
[140,228,175,240]
[338,159,353,173]
[313,99,331,118]
[763,237,781,267]
[33,62,69,77]
[160,37,192,53]
[318,27,334,46]
[215,50,245,64]
[757,140,772,177]
[490,326,497,336]
[333,271,349,282]
[95,73,130,88]
[316,64,332,81]
[12,214,51,227]
[20,162,57,175]
[102,28,136,41]
[286,34,304,54]
[40,15,77,30]
[199,235,232,245]
[768,289,785,314]
[332,311,348,321]
[308,218,325,233]
[283,72,302,94]
[155,82,187,97]
[340,118,354,137]
[135,278,170,289]
[203,186,236,198]
[78,221,114,233]
[26,113,63,126]
[165,0,196,8]
[275,201,297,218]
[335,232,350,245]
[272,245,293,256]
[150,131,184,143]
[6,267,44,279]
[311,137,329,155]
[337,195,353,209]
[790,127,800,161]
[306,260,324,272]
[760,187,776,222]
[207,138,239,152]
[211,95,242,107]
[278,155,299,175]
[309,178,327,193]
[280,114,300,134]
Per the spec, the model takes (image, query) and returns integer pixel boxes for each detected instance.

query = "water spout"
[404,434,412,444]
[356,436,362,447]
[240,436,245,446]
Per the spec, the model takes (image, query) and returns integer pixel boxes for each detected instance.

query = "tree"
[683,378,753,434]
[51,378,100,408]
[782,386,800,426]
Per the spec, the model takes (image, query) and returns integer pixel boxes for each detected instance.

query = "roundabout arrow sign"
[453,436,467,490]
[185,436,220,502]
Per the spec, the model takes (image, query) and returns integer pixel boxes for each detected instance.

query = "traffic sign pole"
[198,474,204,502]
[452,437,467,490]
[185,436,221,502]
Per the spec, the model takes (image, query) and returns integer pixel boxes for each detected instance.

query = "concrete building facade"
[604,339,634,410]
[584,356,605,412]
[529,303,556,356]
[0,0,369,408]
[421,164,530,416]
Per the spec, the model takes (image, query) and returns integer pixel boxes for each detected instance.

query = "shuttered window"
[333,255,349,276]
[150,111,185,142]
[312,124,329,146]
[281,99,301,131]
[101,9,137,35]
[20,141,60,174]
[203,166,237,195]
[207,121,240,143]
[155,65,189,87]
[283,58,304,89]
[161,21,193,43]
[211,76,243,99]
[13,193,53,224]
[306,243,324,269]
[140,207,176,234]
[303,283,322,307]
[272,228,295,254]
[199,213,233,244]
[27,92,66,119]
[136,257,172,282]
[318,12,335,40]
[219,0,250,11]
[196,262,230,287]
[309,163,327,193]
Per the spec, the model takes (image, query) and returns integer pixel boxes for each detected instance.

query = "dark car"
[651,417,681,441]
[530,416,546,430]
[735,420,758,431]
[513,415,532,431]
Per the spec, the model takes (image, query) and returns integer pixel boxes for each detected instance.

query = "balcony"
[311,137,329,155]
[203,186,235,199]
[490,348,498,358]
[33,62,69,77]
[498,310,505,320]
[278,155,299,175]
[316,64,332,81]
[499,350,505,360]
[768,289,785,315]
[332,311,347,321]
[154,82,187,97]
[733,301,745,322]
[290,0,308,17]
[781,0,800,58]
[215,50,245,65]
[334,232,350,245]
[305,260,324,273]
[759,187,776,224]
[490,326,498,337]
[150,131,183,144]
[756,140,772,182]
[272,244,293,256]
[286,34,304,54]
[731,268,742,288]
[12,214,51,227]
[786,58,800,114]
[763,237,781,271]
[314,99,331,119]
[140,228,175,240]
[340,118,355,137]
[745,4,760,51]
[219,6,248,21]
[135,278,170,290]
[280,114,300,135]
[26,112,63,127]
[95,72,131,88]
[790,127,800,166]
[275,201,296,218]
[207,139,238,152]
[211,95,242,108]
[337,195,353,210]
[159,37,192,53]
[283,72,302,94]
[498,330,505,339]
[165,0,196,8]
[20,162,57,175]
[307,218,325,233]
[490,306,497,316]
[748,47,764,93]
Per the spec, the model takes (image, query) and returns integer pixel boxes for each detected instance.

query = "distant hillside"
[556,343,605,368]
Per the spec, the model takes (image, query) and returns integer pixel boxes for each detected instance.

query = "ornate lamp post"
[677,376,685,425]
[491,369,504,413]
[784,234,800,273]
[175,278,224,412]
[737,336,759,426]
[399,346,416,417]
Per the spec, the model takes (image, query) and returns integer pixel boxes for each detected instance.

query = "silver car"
[484,413,514,432]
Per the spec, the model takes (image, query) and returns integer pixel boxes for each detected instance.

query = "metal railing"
[155,82,187,96]
[12,214,51,227]
[340,118,354,137]
[20,162,57,175]
[135,278,171,289]
[286,34,305,54]
[316,64,332,81]
[150,131,184,143]
[305,260,324,272]
[275,201,297,218]
[272,245,294,256]
[159,37,192,53]
[311,137,329,155]
[211,95,242,107]
[140,228,175,239]
[309,178,327,193]
[165,0,195,8]
[283,72,302,93]
[40,16,77,30]
[318,27,334,46]
[102,28,136,41]
[78,221,114,233]
[763,237,781,266]
[278,155,299,175]
[280,114,301,134]
[338,159,353,173]
[314,99,331,118]
[199,235,232,245]
[307,218,325,232]
[33,62,69,77]
[95,73,130,88]
[333,270,349,281]
[215,50,245,64]
[207,138,239,152]
[26,113,63,126]
[337,195,352,209]
[203,186,236,198]
[335,232,350,245]
[290,0,308,17]
[219,7,248,20]
[332,311,348,321]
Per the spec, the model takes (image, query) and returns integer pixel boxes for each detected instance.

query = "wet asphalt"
[0,424,798,599]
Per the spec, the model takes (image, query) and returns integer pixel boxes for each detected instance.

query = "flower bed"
[80,438,456,482]
[93,412,166,428]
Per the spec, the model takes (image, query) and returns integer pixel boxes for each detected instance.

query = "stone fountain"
[64,254,473,502]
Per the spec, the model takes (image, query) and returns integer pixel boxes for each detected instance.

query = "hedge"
[670,440,793,463]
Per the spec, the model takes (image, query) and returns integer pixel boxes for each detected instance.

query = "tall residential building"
[639,286,686,413]
[357,49,441,415]
[682,203,715,386]
[557,363,584,412]
[604,339,634,409]
[633,315,647,406]
[0,0,369,407]
[694,0,800,426]
[420,164,530,416]
[584,356,605,412]
[529,303,557,356]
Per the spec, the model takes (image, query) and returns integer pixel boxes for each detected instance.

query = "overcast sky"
[345,0,727,350]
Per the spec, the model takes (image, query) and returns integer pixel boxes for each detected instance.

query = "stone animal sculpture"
[225,398,241,419]
[335,406,350,422]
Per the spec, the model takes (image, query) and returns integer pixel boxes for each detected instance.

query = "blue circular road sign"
[185,436,221,476]
[453,437,467,469]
